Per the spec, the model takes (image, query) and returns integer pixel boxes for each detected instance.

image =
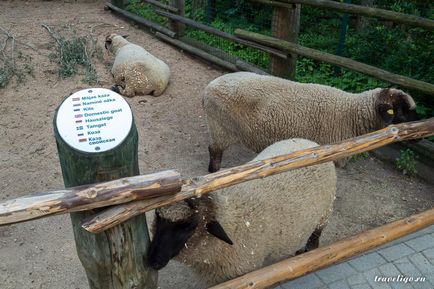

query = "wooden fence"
[1,117,434,289]
[2,2,433,288]
[106,0,434,95]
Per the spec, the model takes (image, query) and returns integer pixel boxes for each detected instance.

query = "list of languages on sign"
[56,88,133,153]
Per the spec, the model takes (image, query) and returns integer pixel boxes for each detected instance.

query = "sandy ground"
[0,1,433,289]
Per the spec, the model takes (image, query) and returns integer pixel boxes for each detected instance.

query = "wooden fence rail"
[144,0,178,13]
[264,0,434,30]
[81,117,434,233]
[108,2,434,96]
[105,2,177,37]
[0,170,182,225]
[235,29,434,95]
[154,9,288,59]
[0,118,433,229]
[210,207,434,289]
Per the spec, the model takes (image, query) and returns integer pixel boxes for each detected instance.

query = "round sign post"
[54,88,157,289]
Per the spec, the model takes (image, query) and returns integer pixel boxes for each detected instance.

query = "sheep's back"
[203,72,360,149]
[179,139,336,284]
[112,44,170,87]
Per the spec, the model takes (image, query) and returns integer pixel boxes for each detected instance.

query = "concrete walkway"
[277,225,434,289]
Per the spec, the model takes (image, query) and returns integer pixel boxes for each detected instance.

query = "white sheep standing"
[105,33,170,97]
[203,72,419,172]
[147,138,337,286]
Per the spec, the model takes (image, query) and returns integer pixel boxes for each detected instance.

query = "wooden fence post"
[170,0,185,37]
[53,88,157,289]
[270,3,300,79]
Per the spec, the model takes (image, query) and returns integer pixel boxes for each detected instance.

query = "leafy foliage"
[349,151,370,163]
[46,26,103,84]
[126,0,434,120]
[0,45,35,88]
[395,148,418,176]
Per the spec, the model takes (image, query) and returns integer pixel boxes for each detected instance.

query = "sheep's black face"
[147,213,198,270]
[377,89,419,126]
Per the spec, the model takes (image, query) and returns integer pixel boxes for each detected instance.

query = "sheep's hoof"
[111,85,121,94]
[208,162,217,173]
[295,247,307,255]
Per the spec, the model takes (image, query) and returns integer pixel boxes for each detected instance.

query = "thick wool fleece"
[203,72,397,154]
[162,139,336,285]
[110,35,170,97]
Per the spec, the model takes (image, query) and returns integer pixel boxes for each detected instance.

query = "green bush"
[45,26,103,85]
[395,149,418,176]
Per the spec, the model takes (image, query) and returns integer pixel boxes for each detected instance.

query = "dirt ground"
[0,1,432,289]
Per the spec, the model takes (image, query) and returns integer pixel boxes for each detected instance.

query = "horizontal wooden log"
[154,9,288,59]
[161,35,268,76]
[210,207,434,289]
[105,2,177,38]
[82,118,434,233]
[0,170,182,226]
[268,0,434,30]
[235,60,270,75]
[155,32,239,71]
[235,29,434,95]
[144,0,179,13]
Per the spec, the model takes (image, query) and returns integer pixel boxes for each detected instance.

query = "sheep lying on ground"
[148,138,337,286]
[203,72,419,172]
[105,33,170,97]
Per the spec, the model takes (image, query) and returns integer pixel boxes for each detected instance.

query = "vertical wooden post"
[171,0,185,37]
[334,0,351,75]
[270,3,300,79]
[53,88,157,289]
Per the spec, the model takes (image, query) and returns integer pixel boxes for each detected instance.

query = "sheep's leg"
[153,86,166,97]
[208,144,223,173]
[305,227,322,251]
[113,73,130,96]
[206,116,238,172]
[111,85,121,94]
[119,85,136,98]
[296,228,323,255]
[152,79,168,97]
[119,74,141,97]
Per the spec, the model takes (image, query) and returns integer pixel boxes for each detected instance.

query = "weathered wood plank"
[270,3,300,79]
[170,0,185,36]
[82,118,434,233]
[253,0,434,30]
[0,170,182,226]
[235,29,434,95]
[144,0,179,13]
[155,9,288,59]
[155,32,238,71]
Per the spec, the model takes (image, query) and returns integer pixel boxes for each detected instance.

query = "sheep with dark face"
[105,33,170,97]
[148,138,337,286]
[203,72,419,172]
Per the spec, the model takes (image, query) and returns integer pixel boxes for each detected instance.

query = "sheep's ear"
[122,34,129,39]
[206,221,233,245]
